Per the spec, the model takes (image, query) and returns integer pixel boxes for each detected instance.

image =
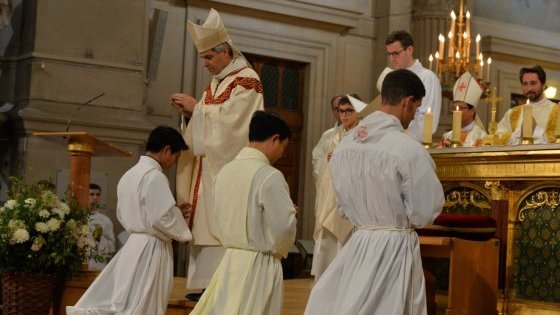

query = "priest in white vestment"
[170,8,264,296]
[190,111,297,315]
[439,72,487,147]
[311,95,360,280]
[496,65,559,145]
[67,126,192,315]
[385,30,442,142]
[312,95,342,178]
[304,69,444,315]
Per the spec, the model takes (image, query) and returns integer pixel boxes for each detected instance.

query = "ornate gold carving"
[518,191,560,221]
[485,181,508,201]
[444,189,491,210]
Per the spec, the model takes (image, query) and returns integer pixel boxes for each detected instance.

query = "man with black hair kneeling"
[67,126,192,315]
[190,111,297,315]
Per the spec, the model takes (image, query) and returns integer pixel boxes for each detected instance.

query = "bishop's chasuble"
[67,156,192,315]
[304,111,443,315]
[190,147,297,315]
[311,126,355,280]
[496,98,559,145]
[176,58,264,289]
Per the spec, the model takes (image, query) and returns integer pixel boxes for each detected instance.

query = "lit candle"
[486,57,492,82]
[438,34,445,60]
[435,52,440,74]
[448,31,454,59]
[423,107,433,144]
[466,11,471,36]
[455,51,460,77]
[450,11,456,37]
[429,54,433,71]
[452,105,462,143]
[463,32,469,63]
[522,99,533,139]
[479,58,484,80]
[475,34,481,59]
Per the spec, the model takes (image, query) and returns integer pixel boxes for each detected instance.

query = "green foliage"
[0,177,93,275]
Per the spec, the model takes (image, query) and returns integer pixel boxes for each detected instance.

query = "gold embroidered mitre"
[187,8,230,53]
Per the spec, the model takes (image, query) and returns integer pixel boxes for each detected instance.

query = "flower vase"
[1,272,59,315]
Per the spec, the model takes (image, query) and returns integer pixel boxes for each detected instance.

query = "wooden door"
[245,54,306,203]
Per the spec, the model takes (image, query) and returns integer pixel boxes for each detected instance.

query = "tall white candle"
[486,57,492,82]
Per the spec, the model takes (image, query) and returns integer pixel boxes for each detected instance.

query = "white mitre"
[187,8,232,53]
[376,67,393,92]
[453,71,483,107]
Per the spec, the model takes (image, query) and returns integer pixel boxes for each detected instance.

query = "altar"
[429,143,560,314]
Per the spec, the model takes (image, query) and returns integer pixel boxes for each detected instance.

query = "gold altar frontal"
[429,143,560,314]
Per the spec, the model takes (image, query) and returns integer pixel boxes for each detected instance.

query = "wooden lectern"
[33,132,130,315]
[32,132,131,208]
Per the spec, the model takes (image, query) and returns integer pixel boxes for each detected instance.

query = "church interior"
[1,0,560,314]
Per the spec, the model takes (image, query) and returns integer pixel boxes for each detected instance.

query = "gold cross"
[485,86,503,108]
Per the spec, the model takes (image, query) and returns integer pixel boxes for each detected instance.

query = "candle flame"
[439,34,445,42]
[476,34,481,42]
[455,51,460,59]
[451,10,456,19]
[455,105,460,111]
[466,11,470,18]
[487,57,492,64]
[480,59,484,66]
[479,53,483,60]
[429,54,433,61]
[463,32,467,39]
[526,99,530,105]
[435,51,440,59]
[448,31,453,39]
[427,107,431,114]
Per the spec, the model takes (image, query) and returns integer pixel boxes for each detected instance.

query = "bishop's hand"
[170,93,197,117]
[177,202,192,219]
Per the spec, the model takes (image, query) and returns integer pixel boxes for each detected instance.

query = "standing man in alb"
[312,95,342,179]
[495,65,559,145]
[190,111,296,315]
[439,71,487,147]
[385,30,442,142]
[311,95,360,280]
[304,69,444,315]
[170,8,264,299]
[87,183,115,270]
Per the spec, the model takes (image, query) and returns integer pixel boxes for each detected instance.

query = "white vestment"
[304,111,444,315]
[311,123,340,178]
[440,120,487,147]
[311,126,355,280]
[191,147,297,315]
[496,98,558,145]
[67,156,192,315]
[88,211,115,271]
[175,57,264,289]
[406,60,442,142]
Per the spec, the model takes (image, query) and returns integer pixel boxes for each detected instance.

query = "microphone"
[64,92,105,133]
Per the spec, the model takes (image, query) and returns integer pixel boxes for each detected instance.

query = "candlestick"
[429,54,433,71]
[435,52,440,74]
[455,51,460,77]
[452,105,462,146]
[522,99,533,142]
[466,11,471,36]
[438,34,445,60]
[475,34,481,59]
[486,57,492,82]
[423,107,433,145]
[479,59,484,80]
[448,32,454,59]
[450,11,456,37]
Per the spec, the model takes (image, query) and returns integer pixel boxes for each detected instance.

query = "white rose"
[24,198,37,208]
[35,222,49,233]
[39,209,50,218]
[46,218,61,232]
[5,200,17,209]
[11,228,30,244]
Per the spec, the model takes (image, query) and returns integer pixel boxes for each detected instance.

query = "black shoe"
[185,290,205,302]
